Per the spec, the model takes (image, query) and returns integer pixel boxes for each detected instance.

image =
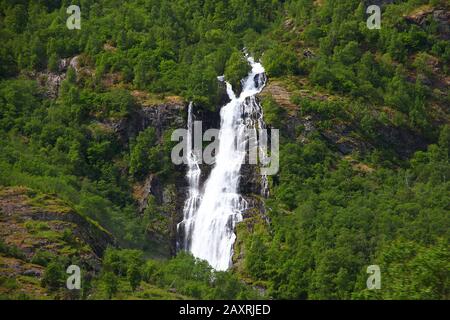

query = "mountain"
[0,0,448,300]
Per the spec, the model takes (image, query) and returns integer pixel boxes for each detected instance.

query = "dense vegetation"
[0,0,448,299]
[242,129,449,299]
[239,0,449,299]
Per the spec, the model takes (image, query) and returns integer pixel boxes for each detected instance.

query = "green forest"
[0,0,448,300]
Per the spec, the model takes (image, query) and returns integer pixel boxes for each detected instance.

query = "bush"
[41,261,65,290]
[262,96,285,127]
[127,263,142,291]
[99,271,118,299]
[129,127,159,179]
[31,250,56,267]
[101,89,136,118]
[0,240,26,260]
[262,45,299,77]
[103,248,144,276]
[224,51,251,91]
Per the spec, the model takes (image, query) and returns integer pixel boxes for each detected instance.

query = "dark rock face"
[218,80,231,106]
[265,100,428,160]
[433,10,450,40]
[136,174,163,213]
[112,101,188,257]
[35,72,65,99]
[33,56,82,99]
[242,195,269,222]
[106,103,185,147]
[239,164,264,196]
[373,123,429,159]
[404,7,450,40]
[107,97,226,258]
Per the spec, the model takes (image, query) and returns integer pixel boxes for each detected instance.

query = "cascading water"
[179,102,202,250]
[179,56,267,271]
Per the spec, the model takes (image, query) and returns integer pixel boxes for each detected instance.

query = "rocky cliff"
[0,187,115,299]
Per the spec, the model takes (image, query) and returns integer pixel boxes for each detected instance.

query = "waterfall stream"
[179,57,267,271]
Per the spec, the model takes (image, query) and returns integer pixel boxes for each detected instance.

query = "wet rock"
[218,79,231,106]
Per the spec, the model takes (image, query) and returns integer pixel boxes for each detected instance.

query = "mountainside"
[0,186,114,299]
[0,0,448,300]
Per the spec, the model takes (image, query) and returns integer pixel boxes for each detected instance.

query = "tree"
[48,53,59,73]
[41,261,65,290]
[129,127,159,179]
[262,45,298,77]
[127,263,141,291]
[101,272,118,299]
[102,89,136,118]
[5,4,27,33]
[245,235,268,280]
[224,50,251,92]
[210,272,243,299]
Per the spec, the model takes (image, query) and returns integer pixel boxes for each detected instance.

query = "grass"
[24,220,50,232]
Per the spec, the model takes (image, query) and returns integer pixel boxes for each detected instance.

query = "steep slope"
[0,0,448,300]
[0,187,115,299]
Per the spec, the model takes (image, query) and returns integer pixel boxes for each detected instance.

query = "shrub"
[262,45,299,77]
[224,51,251,91]
[41,261,65,290]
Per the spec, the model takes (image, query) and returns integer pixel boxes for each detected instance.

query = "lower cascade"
[179,56,267,271]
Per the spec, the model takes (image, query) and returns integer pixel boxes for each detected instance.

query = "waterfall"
[179,102,201,250]
[180,56,267,271]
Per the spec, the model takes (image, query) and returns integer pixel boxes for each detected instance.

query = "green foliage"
[101,89,136,118]
[261,96,285,128]
[127,263,142,291]
[375,239,449,300]
[0,0,449,301]
[224,51,251,90]
[0,80,41,132]
[94,249,259,299]
[103,247,144,277]
[0,240,26,260]
[245,235,268,280]
[129,127,160,179]
[210,271,256,300]
[41,261,65,290]
[262,45,299,77]
[100,271,119,299]
[241,128,449,299]
[31,250,56,267]
[155,252,259,299]
[47,53,59,73]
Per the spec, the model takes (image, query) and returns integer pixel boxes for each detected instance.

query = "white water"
[179,102,202,250]
[180,57,267,271]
